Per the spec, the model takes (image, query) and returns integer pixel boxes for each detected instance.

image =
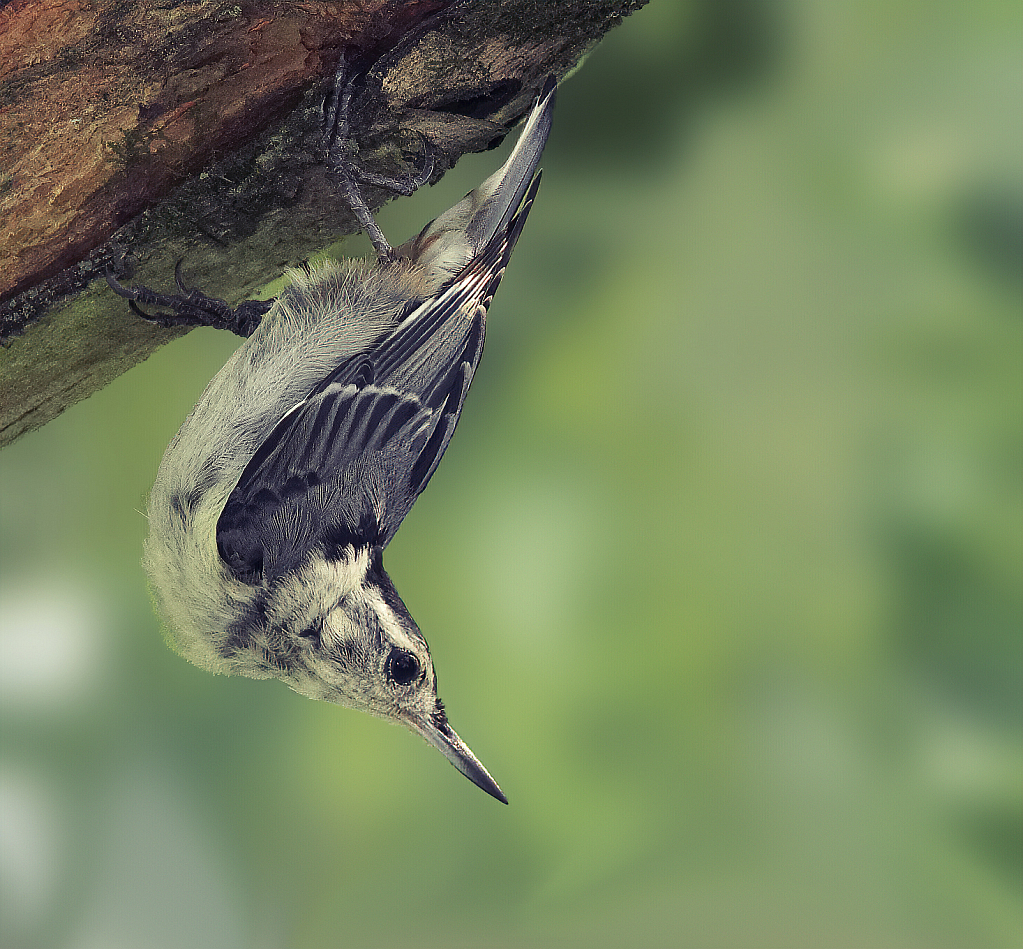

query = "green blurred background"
[2,2,1020,947]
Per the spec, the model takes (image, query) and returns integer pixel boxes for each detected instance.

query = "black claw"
[173,258,190,295]
[411,136,436,187]
[128,299,158,322]
[105,264,272,338]
[350,133,435,196]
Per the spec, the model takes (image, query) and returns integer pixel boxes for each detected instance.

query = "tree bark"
[0,0,646,447]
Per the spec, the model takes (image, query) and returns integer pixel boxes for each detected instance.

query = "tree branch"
[0,0,646,447]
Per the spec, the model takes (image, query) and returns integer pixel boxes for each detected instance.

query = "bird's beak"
[410,714,508,804]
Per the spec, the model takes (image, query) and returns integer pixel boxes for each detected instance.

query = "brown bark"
[0,0,646,446]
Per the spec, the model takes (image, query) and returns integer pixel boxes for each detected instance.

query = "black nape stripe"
[220,593,269,657]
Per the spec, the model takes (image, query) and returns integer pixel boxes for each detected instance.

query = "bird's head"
[250,543,506,803]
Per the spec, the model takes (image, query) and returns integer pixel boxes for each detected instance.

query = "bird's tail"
[399,76,557,287]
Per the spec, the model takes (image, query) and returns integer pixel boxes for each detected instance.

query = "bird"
[107,67,557,804]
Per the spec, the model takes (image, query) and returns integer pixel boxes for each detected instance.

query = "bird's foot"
[106,260,272,338]
[320,53,435,261]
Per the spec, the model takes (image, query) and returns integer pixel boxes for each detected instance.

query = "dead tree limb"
[0,0,647,447]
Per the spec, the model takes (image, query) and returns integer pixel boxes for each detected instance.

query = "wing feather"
[216,171,542,581]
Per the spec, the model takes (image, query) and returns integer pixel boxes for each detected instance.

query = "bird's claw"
[105,262,272,338]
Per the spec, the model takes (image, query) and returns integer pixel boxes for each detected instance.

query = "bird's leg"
[106,260,273,338]
[321,53,435,262]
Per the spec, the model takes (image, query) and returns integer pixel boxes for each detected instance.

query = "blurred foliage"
[1,1,1021,947]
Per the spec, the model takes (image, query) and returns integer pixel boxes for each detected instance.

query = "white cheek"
[360,586,405,647]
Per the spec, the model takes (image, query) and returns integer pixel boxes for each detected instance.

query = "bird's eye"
[386,648,420,686]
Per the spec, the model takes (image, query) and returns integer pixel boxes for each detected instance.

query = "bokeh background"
[2,2,1020,947]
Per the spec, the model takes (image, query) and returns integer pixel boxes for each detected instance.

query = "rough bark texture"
[0,0,646,447]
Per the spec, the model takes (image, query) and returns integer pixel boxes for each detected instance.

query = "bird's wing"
[215,173,540,581]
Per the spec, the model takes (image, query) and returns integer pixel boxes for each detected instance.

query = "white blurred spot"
[0,768,61,938]
[0,586,108,711]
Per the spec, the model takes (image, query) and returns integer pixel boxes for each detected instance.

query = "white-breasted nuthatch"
[108,70,558,803]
